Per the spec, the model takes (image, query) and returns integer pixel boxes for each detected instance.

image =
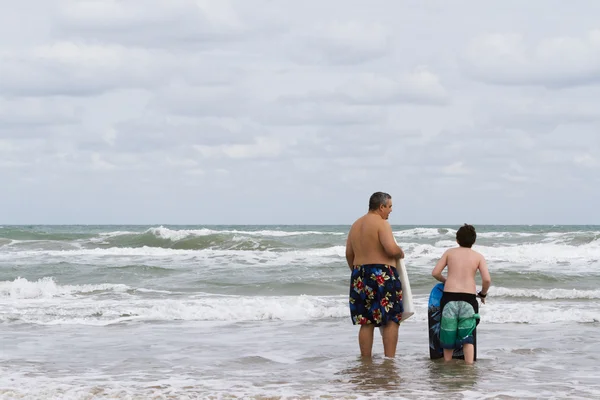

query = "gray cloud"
[1,0,600,224]
[461,30,600,88]
[287,21,392,66]
[149,83,251,119]
[0,98,80,131]
[0,43,177,96]
[278,69,449,106]
[473,91,600,132]
[54,0,280,48]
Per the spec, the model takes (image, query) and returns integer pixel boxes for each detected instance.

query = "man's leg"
[381,321,399,358]
[358,324,375,358]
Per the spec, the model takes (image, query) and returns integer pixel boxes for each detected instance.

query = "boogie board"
[397,259,414,321]
[379,258,415,336]
[393,237,414,322]
[428,283,477,360]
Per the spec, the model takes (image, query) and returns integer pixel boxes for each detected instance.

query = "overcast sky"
[1,0,600,225]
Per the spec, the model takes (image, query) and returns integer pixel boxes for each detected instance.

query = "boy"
[431,224,491,364]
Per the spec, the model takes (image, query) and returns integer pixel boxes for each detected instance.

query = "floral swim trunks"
[349,264,404,327]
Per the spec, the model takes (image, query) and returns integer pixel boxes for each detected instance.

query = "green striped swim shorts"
[440,294,479,349]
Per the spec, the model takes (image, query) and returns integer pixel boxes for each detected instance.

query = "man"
[346,191,405,358]
[431,224,491,365]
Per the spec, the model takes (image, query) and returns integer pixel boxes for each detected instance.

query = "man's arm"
[378,221,404,259]
[345,231,355,271]
[477,256,491,303]
[431,250,449,283]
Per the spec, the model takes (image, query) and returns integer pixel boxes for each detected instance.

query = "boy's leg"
[443,348,454,361]
[457,302,477,364]
[358,324,375,358]
[440,302,459,360]
[463,343,474,364]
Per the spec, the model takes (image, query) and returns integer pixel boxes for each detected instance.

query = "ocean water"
[1,224,599,399]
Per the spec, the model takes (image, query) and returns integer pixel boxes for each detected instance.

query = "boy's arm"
[431,250,449,283]
[478,256,491,295]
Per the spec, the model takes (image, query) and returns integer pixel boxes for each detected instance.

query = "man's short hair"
[368,192,391,211]
[456,224,477,248]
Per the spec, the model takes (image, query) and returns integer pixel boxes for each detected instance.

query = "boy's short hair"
[456,224,476,248]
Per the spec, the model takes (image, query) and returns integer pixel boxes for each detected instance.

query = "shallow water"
[1,225,599,398]
[2,320,599,398]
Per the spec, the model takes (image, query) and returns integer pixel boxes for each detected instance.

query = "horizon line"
[1,223,598,226]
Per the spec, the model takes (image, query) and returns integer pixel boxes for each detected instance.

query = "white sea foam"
[0,374,424,400]
[2,241,600,279]
[95,226,347,243]
[98,226,600,249]
[0,373,236,400]
[100,226,592,242]
[404,241,600,271]
[0,277,128,299]
[393,227,454,238]
[0,379,596,400]
[492,286,600,300]
[2,280,598,325]
[393,228,600,243]
[477,231,538,238]
[97,230,138,237]
[0,294,349,325]
[2,240,600,274]
[226,228,345,237]
[414,297,600,324]
[100,226,346,240]
[0,277,157,299]
[479,242,600,265]
[476,302,600,324]
[0,246,348,268]
[392,228,552,239]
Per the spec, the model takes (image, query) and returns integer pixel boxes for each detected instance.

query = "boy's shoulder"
[469,247,485,258]
[448,246,485,258]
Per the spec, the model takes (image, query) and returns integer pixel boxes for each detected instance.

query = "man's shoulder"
[350,214,366,226]
[373,218,391,234]
[349,215,367,231]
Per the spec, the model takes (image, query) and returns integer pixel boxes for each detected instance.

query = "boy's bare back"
[431,224,492,298]
[435,247,489,294]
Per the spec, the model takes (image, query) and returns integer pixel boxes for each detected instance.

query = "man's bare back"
[345,192,405,359]
[346,213,402,268]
